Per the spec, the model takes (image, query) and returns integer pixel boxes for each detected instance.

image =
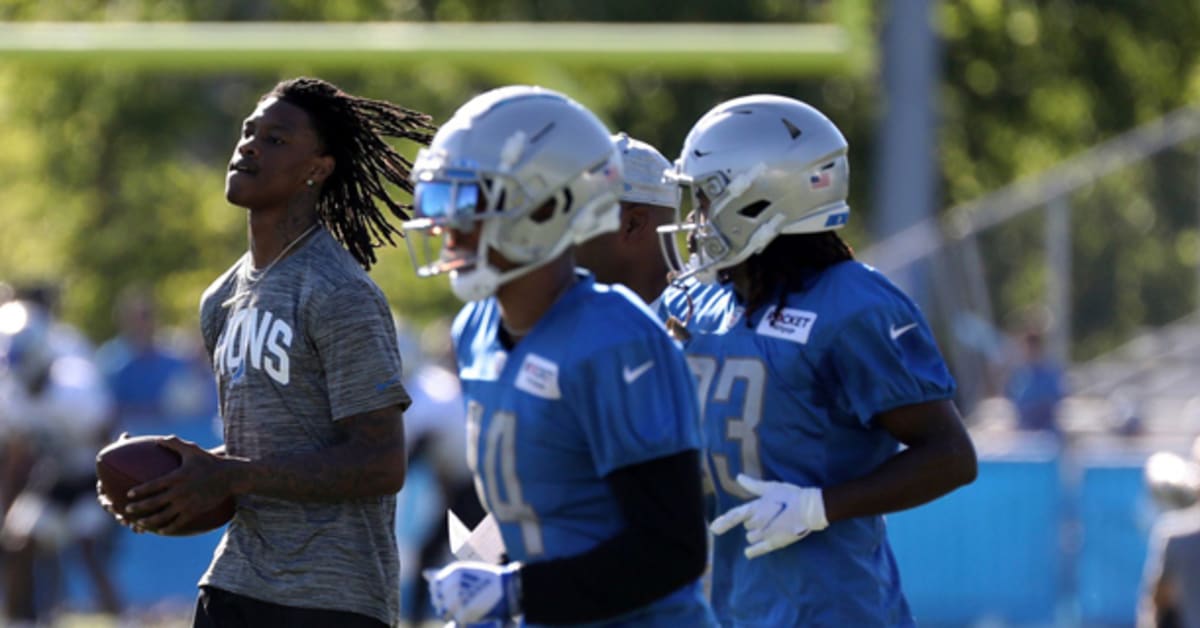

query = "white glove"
[709,474,828,559]
[428,560,522,625]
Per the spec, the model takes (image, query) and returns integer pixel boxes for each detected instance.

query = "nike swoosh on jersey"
[622,360,655,384]
[889,322,919,340]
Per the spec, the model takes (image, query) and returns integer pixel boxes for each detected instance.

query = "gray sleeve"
[199,291,223,360]
[311,281,412,421]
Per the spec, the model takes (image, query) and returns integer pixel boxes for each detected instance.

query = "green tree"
[0,0,872,344]
[939,0,1200,359]
[7,0,1200,366]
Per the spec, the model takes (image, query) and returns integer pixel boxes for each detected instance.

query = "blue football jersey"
[452,273,715,628]
[660,261,956,628]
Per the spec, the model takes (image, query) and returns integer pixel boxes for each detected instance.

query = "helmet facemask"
[660,162,773,284]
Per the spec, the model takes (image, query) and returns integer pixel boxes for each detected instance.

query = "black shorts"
[193,586,387,628]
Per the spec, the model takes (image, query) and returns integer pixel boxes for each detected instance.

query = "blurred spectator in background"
[0,298,121,624]
[9,282,91,358]
[95,286,216,435]
[161,325,223,438]
[1140,436,1200,628]
[396,318,482,627]
[1004,327,1067,436]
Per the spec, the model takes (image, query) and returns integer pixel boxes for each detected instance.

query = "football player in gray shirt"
[118,77,435,628]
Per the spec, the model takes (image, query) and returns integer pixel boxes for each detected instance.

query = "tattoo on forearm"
[244,407,405,501]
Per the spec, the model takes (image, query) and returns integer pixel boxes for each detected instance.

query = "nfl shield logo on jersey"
[515,353,562,400]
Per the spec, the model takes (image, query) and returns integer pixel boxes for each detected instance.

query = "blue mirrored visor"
[414,180,481,222]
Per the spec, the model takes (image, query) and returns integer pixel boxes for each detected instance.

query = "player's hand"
[709,474,828,559]
[123,435,235,535]
[428,560,522,625]
[96,479,139,529]
[96,479,140,531]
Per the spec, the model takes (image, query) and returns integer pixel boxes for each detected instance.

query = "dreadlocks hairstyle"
[740,231,855,326]
[269,77,437,270]
[665,232,854,343]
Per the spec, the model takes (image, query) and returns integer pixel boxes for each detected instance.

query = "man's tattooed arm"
[224,405,407,501]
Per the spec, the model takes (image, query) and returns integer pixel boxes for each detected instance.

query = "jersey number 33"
[688,355,765,500]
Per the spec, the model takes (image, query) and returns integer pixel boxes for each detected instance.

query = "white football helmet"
[403,86,623,301]
[659,94,850,284]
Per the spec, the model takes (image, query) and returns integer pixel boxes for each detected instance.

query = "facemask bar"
[657,229,686,280]
[656,162,767,284]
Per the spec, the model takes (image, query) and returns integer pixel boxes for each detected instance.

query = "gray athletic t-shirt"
[197,228,410,626]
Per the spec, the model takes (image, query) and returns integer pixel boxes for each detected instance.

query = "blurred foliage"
[1,0,1199,365]
[939,0,1200,359]
[0,0,871,344]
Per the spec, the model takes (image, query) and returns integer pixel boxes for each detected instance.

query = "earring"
[305,179,315,187]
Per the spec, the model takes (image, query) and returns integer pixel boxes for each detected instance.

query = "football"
[95,434,235,536]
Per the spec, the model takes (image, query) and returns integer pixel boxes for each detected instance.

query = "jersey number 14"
[466,400,545,556]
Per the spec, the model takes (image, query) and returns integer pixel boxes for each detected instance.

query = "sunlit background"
[3,1,1200,626]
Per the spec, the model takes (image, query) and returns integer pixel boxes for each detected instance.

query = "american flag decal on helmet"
[809,162,836,190]
[809,171,831,189]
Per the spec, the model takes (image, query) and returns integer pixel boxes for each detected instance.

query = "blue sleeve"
[657,285,685,323]
[566,328,702,476]
[825,305,956,426]
[451,300,494,378]
[450,303,473,365]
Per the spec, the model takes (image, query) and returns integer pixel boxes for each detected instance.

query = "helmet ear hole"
[529,199,555,224]
[738,200,771,219]
[530,189,574,225]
